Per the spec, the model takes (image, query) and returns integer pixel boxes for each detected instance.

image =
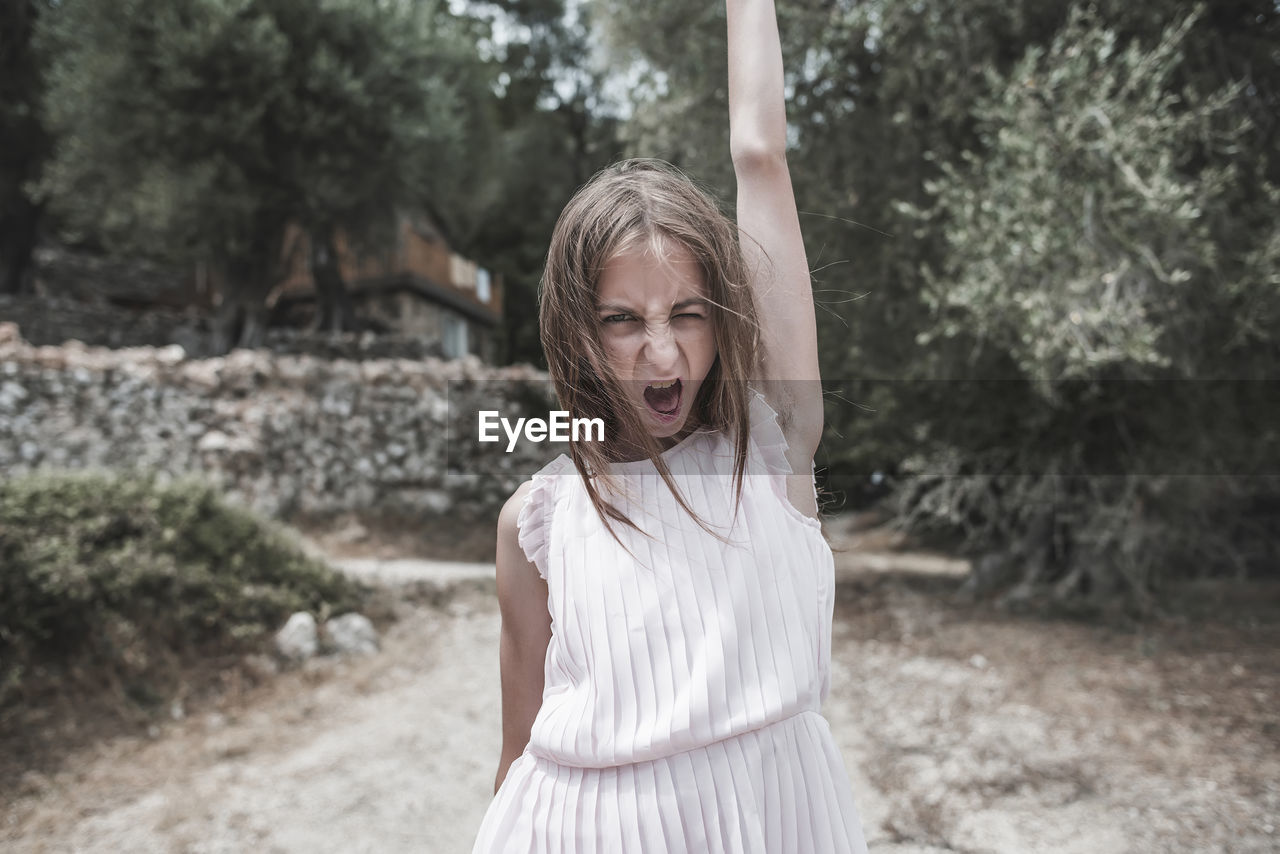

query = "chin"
[648,419,686,440]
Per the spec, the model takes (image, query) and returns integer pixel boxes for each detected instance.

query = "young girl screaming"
[472,1,868,850]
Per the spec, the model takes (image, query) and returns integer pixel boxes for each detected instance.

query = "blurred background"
[2,1,1277,851]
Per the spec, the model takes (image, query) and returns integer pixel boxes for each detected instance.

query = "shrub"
[0,468,367,711]
[888,5,1280,611]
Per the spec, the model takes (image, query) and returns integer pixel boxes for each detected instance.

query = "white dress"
[472,391,868,853]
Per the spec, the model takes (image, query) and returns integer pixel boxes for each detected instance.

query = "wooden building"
[270,212,502,362]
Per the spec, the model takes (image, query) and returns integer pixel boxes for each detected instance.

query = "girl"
[472,1,867,850]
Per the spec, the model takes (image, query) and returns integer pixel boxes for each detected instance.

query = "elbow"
[730,140,788,174]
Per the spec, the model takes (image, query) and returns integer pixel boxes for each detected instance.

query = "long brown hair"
[540,159,761,542]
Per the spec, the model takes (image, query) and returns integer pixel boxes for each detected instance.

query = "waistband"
[525,708,827,772]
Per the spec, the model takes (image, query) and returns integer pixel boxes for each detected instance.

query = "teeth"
[648,379,678,389]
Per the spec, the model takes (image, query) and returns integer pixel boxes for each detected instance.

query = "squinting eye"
[675,313,705,320]
[601,314,633,324]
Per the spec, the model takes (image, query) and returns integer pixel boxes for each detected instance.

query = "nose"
[642,323,679,371]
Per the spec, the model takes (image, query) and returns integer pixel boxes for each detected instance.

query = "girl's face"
[595,236,718,445]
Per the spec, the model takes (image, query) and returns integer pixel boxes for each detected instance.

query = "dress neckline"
[606,427,715,474]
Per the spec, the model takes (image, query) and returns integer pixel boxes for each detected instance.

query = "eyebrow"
[595,298,711,313]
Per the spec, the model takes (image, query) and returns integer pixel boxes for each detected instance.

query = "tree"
[0,0,53,296]
[437,0,621,365]
[891,5,1280,611]
[36,0,481,353]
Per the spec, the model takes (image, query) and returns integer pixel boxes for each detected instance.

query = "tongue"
[643,382,680,414]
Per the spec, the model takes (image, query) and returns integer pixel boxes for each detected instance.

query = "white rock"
[421,489,452,514]
[197,430,230,452]
[275,612,318,661]
[0,380,29,408]
[323,613,379,656]
[155,344,186,365]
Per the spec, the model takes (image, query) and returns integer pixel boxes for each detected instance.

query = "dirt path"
[4,584,500,853]
[3,525,1277,853]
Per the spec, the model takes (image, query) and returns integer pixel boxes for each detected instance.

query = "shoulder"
[499,455,573,531]
[746,388,805,473]
[751,386,822,465]
[498,480,536,538]
[747,387,822,521]
[496,481,543,603]
[497,455,574,581]
[497,478,541,563]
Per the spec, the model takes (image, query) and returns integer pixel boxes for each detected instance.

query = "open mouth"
[642,378,682,418]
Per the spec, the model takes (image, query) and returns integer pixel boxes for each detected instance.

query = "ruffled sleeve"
[747,388,825,521]
[516,454,574,581]
[747,389,794,477]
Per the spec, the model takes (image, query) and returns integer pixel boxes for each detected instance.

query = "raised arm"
[727,0,824,466]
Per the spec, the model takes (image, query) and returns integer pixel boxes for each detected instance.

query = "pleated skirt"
[472,710,867,854]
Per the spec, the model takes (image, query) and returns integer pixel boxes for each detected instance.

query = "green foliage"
[594,3,733,188]
[908,5,1270,381]
[35,0,477,276]
[885,4,1280,607]
[0,469,366,709]
[12,0,1276,609]
[439,0,622,364]
[595,0,1074,480]
[23,0,617,361]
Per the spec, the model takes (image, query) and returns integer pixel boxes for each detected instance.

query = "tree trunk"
[211,285,270,355]
[307,230,358,334]
[207,223,291,355]
[0,196,40,296]
[209,254,273,356]
[1,0,46,296]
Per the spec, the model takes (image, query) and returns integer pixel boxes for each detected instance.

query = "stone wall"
[0,293,459,361]
[0,323,558,529]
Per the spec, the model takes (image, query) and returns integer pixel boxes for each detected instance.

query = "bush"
[0,468,367,711]
[886,5,1280,611]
